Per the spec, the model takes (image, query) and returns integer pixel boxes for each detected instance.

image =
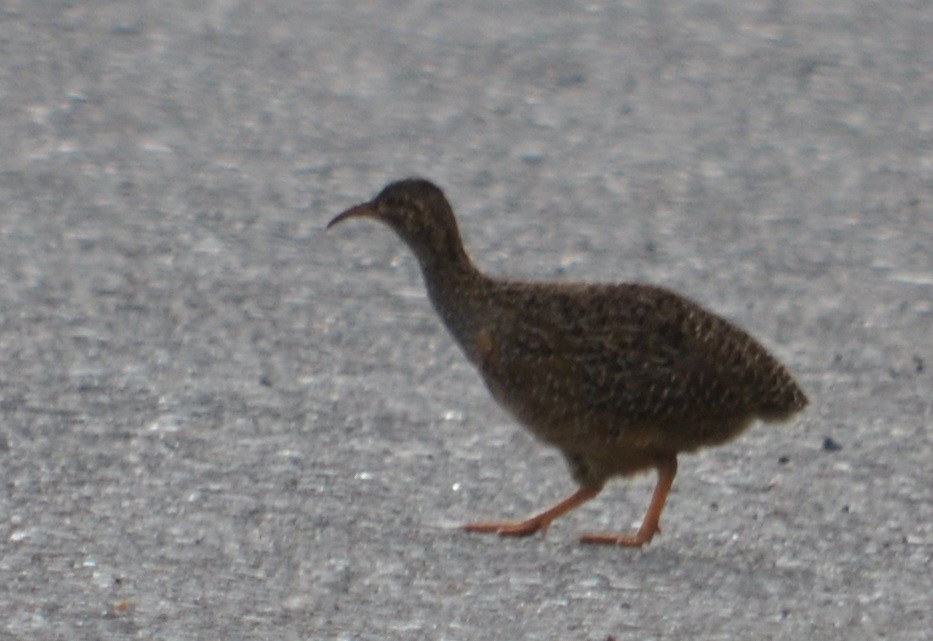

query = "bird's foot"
[463,517,550,537]
[579,524,661,548]
[464,484,604,539]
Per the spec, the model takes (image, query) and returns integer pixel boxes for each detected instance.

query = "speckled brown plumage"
[328,178,808,547]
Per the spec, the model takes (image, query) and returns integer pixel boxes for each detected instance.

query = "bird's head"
[328,178,470,271]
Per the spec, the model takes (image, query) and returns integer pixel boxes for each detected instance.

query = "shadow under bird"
[327,178,808,547]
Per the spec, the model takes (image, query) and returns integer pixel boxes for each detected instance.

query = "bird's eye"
[385,194,408,209]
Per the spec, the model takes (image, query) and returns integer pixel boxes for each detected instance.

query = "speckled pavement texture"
[0,2,930,639]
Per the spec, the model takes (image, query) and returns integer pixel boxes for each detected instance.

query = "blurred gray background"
[0,1,930,639]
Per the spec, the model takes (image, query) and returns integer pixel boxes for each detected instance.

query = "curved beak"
[326,201,378,230]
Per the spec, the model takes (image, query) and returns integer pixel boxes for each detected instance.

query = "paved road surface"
[1,2,930,639]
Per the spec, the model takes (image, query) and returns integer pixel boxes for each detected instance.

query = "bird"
[327,178,808,547]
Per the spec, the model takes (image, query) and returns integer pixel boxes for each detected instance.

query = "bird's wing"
[476,283,800,431]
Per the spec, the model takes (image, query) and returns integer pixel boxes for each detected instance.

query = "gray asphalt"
[1,2,930,640]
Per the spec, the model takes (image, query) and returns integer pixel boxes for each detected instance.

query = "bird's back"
[451,279,807,461]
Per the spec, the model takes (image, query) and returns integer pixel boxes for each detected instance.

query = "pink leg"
[580,455,677,548]
[464,482,605,537]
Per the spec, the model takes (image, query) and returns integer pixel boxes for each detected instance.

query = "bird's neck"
[418,247,482,314]
[416,250,491,365]
[400,221,478,309]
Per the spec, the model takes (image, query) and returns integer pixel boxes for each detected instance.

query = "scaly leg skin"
[464,483,605,537]
[580,455,678,548]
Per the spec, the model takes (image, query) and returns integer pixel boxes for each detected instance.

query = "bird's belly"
[486,373,758,455]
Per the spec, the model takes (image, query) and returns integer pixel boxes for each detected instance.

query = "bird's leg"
[580,455,678,547]
[464,482,605,537]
